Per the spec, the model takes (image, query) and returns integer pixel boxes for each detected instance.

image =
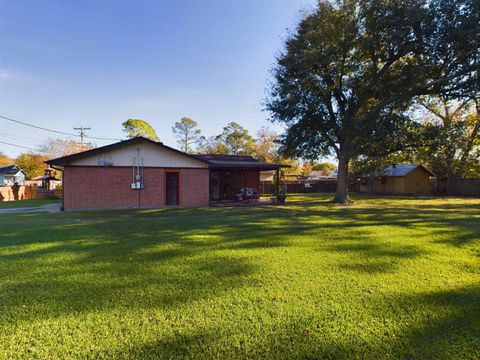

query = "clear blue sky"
[0,0,316,157]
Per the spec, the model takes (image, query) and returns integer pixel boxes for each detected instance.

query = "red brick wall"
[63,166,209,210]
[180,168,210,206]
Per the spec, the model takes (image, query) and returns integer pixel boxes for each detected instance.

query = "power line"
[0,114,121,141]
[0,140,37,151]
[0,132,44,144]
[0,135,42,151]
[73,126,91,146]
[0,114,78,136]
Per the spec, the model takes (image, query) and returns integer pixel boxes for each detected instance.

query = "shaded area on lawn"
[0,193,479,359]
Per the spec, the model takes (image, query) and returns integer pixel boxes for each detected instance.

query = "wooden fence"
[0,185,61,202]
[261,180,358,194]
[437,177,480,197]
[0,185,37,201]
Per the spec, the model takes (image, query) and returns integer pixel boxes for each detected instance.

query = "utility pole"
[73,126,91,147]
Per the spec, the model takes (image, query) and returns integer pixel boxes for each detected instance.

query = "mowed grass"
[0,194,479,359]
[0,199,60,209]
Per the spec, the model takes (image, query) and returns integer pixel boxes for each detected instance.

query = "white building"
[0,165,26,186]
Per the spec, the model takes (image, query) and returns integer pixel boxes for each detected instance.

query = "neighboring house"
[31,167,62,190]
[360,164,434,195]
[0,165,26,186]
[47,137,286,210]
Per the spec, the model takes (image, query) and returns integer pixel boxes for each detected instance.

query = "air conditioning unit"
[98,160,113,167]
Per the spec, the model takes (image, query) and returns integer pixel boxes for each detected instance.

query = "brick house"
[47,137,285,210]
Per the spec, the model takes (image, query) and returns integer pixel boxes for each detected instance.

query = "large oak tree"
[266,0,479,203]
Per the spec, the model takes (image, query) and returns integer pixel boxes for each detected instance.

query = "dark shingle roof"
[381,164,435,177]
[46,136,288,170]
[193,154,288,170]
[0,165,22,175]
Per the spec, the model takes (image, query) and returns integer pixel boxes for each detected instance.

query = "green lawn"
[0,199,60,209]
[1,194,479,359]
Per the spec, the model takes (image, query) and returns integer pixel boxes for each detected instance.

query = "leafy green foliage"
[253,127,279,162]
[266,0,479,202]
[122,119,159,141]
[198,122,256,155]
[312,162,336,176]
[0,194,479,358]
[172,117,201,153]
[415,97,480,179]
[15,153,49,179]
[352,97,480,179]
[215,122,256,155]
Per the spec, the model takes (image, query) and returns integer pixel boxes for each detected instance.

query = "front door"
[166,172,179,206]
[210,171,220,200]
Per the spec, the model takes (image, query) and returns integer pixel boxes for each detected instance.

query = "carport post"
[275,168,280,195]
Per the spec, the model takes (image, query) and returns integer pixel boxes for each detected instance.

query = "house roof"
[46,137,209,166]
[46,137,287,170]
[192,154,288,170]
[31,174,61,181]
[0,165,23,175]
[380,164,435,177]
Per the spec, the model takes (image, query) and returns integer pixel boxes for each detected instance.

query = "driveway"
[0,203,61,214]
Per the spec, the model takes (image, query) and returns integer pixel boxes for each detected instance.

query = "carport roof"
[192,154,289,170]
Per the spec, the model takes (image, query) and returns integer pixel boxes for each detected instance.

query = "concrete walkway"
[0,203,61,214]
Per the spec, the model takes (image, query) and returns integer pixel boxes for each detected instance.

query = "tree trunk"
[333,154,352,204]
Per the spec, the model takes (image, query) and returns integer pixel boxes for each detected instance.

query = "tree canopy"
[198,122,256,156]
[352,97,480,180]
[266,0,479,203]
[0,152,13,166]
[122,119,159,141]
[254,127,280,162]
[15,153,49,180]
[215,122,256,155]
[39,138,92,160]
[172,117,201,153]
[312,162,337,176]
[416,97,479,179]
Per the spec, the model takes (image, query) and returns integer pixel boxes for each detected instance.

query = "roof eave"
[208,164,290,170]
[45,136,210,166]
